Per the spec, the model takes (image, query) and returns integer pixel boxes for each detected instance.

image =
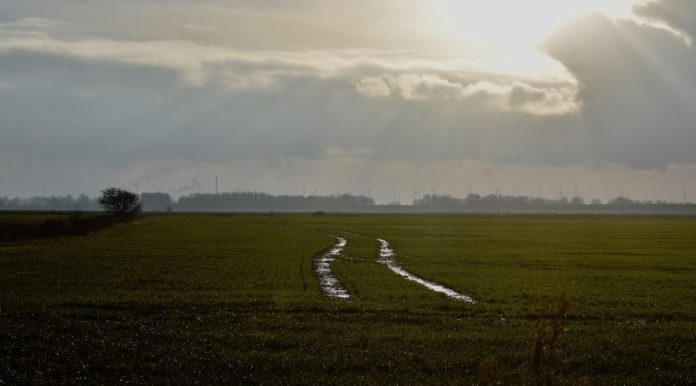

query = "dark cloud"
[543,9,696,168]
[0,35,591,168]
[0,49,592,167]
[634,0,696,41]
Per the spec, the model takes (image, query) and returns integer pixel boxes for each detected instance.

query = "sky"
[1,0,695,203]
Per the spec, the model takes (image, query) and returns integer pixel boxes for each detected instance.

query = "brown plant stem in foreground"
[526,292,571,386]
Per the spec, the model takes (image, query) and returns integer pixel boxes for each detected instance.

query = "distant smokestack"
[574,181,578,198]
[215,177,218,194]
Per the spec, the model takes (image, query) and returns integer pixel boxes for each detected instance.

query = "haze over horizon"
[1,0,695,203]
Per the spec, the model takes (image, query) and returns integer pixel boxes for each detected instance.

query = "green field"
[1,214,695,384]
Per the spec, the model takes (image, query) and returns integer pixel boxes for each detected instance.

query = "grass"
[1,214,695,384]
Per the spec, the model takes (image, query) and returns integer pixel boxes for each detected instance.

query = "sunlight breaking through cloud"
[0,0,695,199]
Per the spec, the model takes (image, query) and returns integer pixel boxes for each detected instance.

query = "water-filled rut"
[314,236,350,300]
[377,238,475,303]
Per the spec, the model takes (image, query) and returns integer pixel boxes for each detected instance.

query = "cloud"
[0,32,427,88]
[461,80,580,115]
[0,17,580,117]
[177,24,222,43]
[355,76,391,98]
[356,74,580,115]
[543,9,696,167]
[392,74,466,101]
[0,17,66,30]
[1,1,696,199]
[0,48,591,169]
[634,0,696,43]
[0,0,449,52]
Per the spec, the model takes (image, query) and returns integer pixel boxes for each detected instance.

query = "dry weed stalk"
[526,292,571,386]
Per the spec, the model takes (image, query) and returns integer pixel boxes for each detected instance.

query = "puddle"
[377,238,475,303]
[314,237,350,300]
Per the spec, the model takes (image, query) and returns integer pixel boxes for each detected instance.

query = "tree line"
[165,192,374,212]
[0,191,375,212]
[0,191,689,212]
[413,193,687,207]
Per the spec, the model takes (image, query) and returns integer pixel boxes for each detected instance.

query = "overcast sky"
[1,0,695,202]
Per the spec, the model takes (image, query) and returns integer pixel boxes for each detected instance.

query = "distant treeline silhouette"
[0,191,375,212]
[412,193,681,207]
[0,195,101,211]
[0,191,692,213]
[173,192,375,212]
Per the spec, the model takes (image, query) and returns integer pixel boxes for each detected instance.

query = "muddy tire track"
[313,236,350,300]
[377,238,475,303]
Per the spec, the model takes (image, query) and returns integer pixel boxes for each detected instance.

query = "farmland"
[1,214,695,384]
